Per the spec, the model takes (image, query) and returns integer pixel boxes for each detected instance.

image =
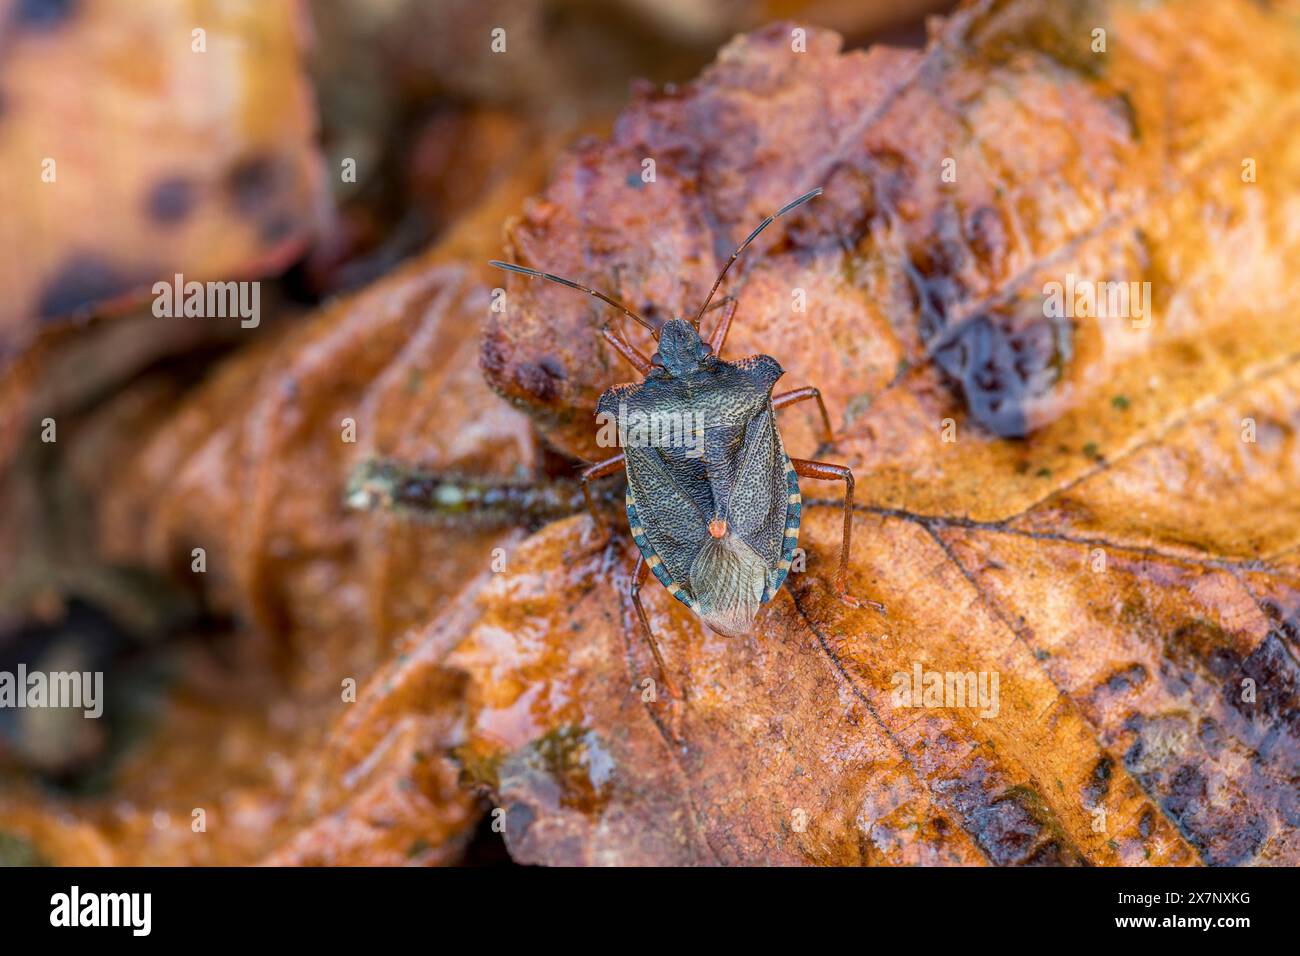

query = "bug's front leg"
[630,554,682,699]
[773,386,834,444]
[789,457,886,615]
[600,325,652,375]
[704,295,738,356]
[580,453,625,546]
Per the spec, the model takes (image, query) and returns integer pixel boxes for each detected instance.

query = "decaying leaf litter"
[2,0,1298,866]
[470,0,1300,866]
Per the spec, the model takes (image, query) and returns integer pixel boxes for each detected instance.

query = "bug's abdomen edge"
[765,455,801,601]
[626,487,698,613]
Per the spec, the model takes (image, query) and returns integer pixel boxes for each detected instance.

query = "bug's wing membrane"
[624,445,711,602]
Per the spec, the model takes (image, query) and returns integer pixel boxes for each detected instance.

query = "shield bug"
[491,187,883,696]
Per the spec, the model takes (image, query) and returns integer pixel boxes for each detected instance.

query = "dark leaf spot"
[1230,631,1300,737]
[259,211,296,246]
[145,176,198,225]
[1166,619,1240,680]
[505,802,535,842]
[933,313,1069,438]
[36,253,143,321]
[13,0,78,31]
[1137,807,1154,839]
[1101,662,1148,696]
[1082,756,1113,808]
[224,154,281,216]
[514,359,566,403]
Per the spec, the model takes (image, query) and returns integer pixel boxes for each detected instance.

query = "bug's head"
[488,185,824,379]
[651,318,712,377]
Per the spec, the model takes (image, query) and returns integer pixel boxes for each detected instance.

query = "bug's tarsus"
[631,555,683,699]
[691,186,823,328]
[790,457,886,616]
[489,259,657,334]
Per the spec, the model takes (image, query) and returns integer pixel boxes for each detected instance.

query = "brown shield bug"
[491,187,883,697]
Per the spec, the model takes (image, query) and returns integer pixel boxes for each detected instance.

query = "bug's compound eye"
[650,353,667,370]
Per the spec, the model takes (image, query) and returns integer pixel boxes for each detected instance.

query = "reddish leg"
[789,457,885,614]
[630,555,682,699]
[705,296,738,356]
[601,325,651,375]
[773,386,834,444]
[580,453,624,543]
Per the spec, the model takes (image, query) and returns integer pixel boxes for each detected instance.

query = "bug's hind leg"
[773,386,834,444]
[789,457,886,614]
[580,453,624,547]
[631,555,683,699]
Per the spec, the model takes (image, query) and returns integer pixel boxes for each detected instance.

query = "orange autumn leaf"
[5,0,1299,869]
[0,0,321,340]
[459,0,1300,865]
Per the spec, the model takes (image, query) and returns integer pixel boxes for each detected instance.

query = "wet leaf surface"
[4,0,1299,867]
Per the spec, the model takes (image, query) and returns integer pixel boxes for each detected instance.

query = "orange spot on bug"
[709,518,727,538]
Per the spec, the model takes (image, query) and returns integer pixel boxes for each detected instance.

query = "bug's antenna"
[489,260,656,333]
[691,186,823,328]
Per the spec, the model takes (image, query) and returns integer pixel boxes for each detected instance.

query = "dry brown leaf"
[0,159,549,865]
[459,0,1300,865]
[6,0,1298,870]
[0,0,323,477]
[0,0,321,339]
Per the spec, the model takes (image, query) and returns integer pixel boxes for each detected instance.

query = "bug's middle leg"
[630,554,682,699]
[789,457,886,614]
[773,386,834,444]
